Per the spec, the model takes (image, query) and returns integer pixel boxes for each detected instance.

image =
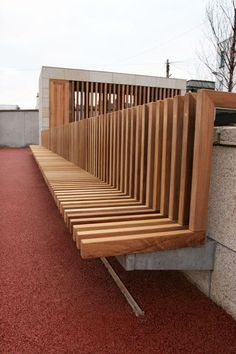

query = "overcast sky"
[0,0,212,108]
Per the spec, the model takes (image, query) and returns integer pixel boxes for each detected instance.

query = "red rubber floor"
[0,148,236,354]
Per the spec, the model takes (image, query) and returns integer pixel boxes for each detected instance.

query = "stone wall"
[184,126,236,320]
[0,110,39,147]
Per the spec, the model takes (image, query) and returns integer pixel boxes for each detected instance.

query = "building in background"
[38,66,186,135]
[0,104,20,110]
[186,80,215,92]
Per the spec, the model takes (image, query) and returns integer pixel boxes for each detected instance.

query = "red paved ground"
[0,148,236,354]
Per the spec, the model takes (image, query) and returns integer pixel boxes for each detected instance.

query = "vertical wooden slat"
[130,85,133,108]
[76,81,79,121]
[109,113,113,185]
[134,86,138,106]
[151,87,154,102]
[139,104,148,204]
[147,87,150,103]
[121,85,125,110]
[116,111,121,189]
[145,102,156,208]
[112,111,117,187]
[160,98,173,216]
[88,118,91,173]
[117,84,121,111]
[113,84,116,112]
[70,81,75,123]
[91,118,94,174]
[64,82,70,126]
[95,82,98,116]
[97,116,101,178]
[152,100,164,211]
[155,88,158,101]
[119,110,126,192]
[101,113,104,180]
[49,79,55,128]
[128,108,136,197]
[143,87,146,104]
[108,84,112,112]
[104,83,107,115]
[85,82,89,118]
[99,83,103,115]
[134,106,141,200]
[81,81,84,119]
[138,86,142,105]
[168,96,184,221]
[49,79,70,128]
[125,85,129,109]
[103,114,107,181]
[124,108,131,195]
[189,91,214,231]
[90,82,94,117]
[105,113,110,183]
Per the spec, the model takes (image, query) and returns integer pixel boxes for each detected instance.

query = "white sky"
[0,0,213,108]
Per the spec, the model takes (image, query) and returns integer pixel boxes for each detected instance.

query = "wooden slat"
[81,81,84,119]
[85,82,89,118]
[117,84,121,111]
[76,82,79,121]
[152,100,164,211]
[134,86,138,106]
[71,81,75,122]
[168,96,184,221]
[188,90,236,231]
[99,83,103,115]
[80,230,204,259]
[108,84,112,112]
[95,82,98,116]
[90,82,94,117]
[160,98,173,216]
[104,83,107,116]
[145,102,157,208]
[178,93,196,226]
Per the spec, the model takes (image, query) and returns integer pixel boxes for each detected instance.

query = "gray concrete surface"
[184,126,236,320]
[0,110,39,147]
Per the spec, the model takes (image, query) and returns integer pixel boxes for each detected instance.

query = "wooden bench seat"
[31,90,231,259]
[31,145,202,259]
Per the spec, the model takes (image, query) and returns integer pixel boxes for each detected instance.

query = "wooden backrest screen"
[42,90,236,237]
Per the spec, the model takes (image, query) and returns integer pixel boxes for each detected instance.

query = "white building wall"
[38,66,187,141]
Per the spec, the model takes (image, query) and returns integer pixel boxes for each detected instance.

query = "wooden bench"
[31,90,236,259]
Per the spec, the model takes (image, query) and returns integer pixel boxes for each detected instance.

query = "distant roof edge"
[40,65,186,89]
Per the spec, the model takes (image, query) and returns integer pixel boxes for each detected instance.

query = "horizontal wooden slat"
[80,230,205,258]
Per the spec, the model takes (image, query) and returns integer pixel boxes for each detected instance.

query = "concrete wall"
[0,110,39,147]
[184,126,236,320]
[38,66,187,136]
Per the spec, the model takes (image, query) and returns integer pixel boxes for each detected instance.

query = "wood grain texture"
[36,89,232,259]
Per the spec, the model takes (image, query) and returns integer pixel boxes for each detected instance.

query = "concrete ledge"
[116,239,216,271]
[214,126,236,146]
[0,110,39,147]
